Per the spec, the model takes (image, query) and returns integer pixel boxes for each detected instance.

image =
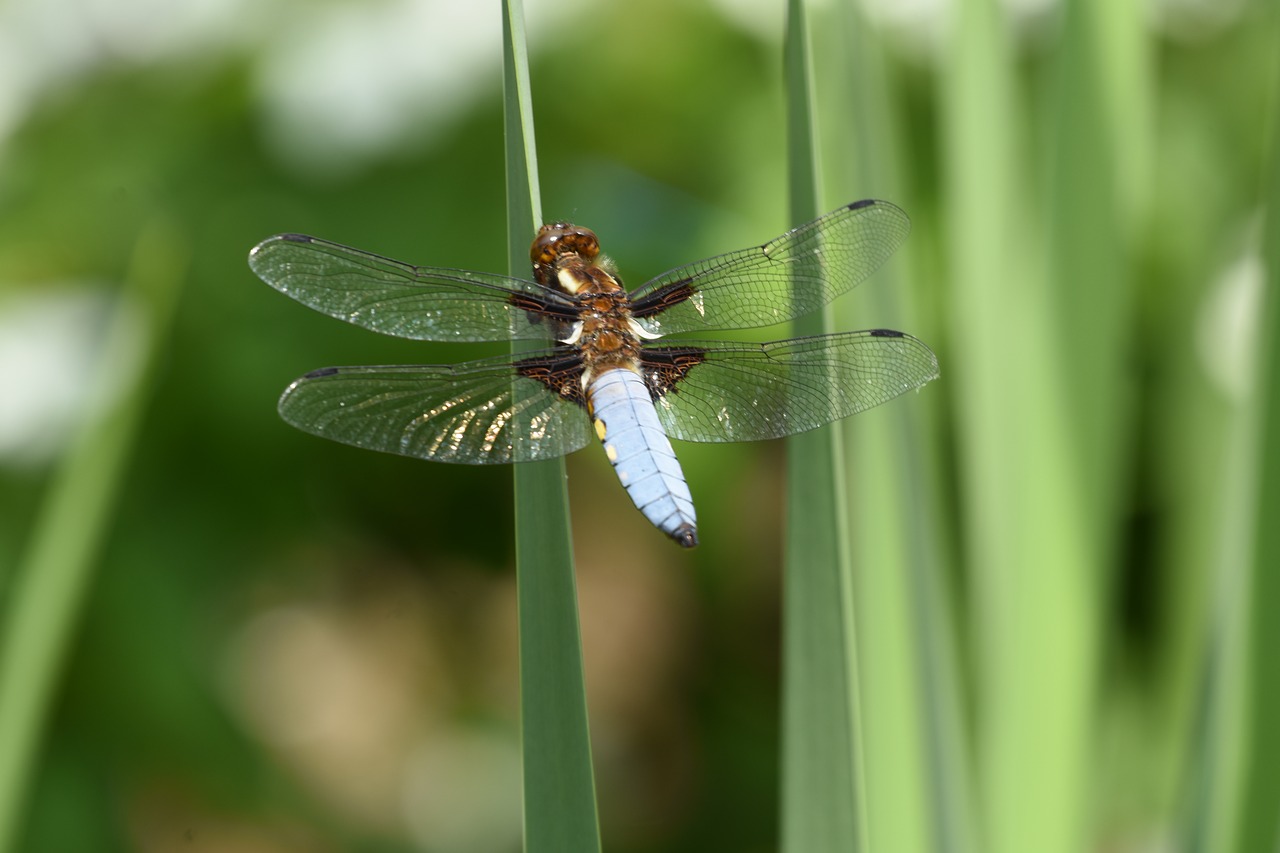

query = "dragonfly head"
[531,222,600,286]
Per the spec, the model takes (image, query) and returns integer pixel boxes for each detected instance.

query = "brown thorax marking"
[530,222,644,385]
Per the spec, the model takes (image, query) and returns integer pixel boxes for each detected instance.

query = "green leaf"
[779,1,867,851]
[500,2,601,851]
[941,0,1125,850]
[816,4,976,852]
[0,220,187,851]
[1230,44,1280,853]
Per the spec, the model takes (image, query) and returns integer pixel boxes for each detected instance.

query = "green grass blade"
[0,221,187,852]
[1178,379,1252,853]
[1232,50,1280,853]
[779,1,866,850]
[1030,0,1147,846]
[818,6,976,852]
[1042,0,1144,542]
[500,2,600,851]
[943,0,1155,847]
[942,0,1097,850]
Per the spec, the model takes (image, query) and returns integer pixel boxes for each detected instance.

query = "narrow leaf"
[500,2,601,851]
[1231,48,1280,853]
[0,221,187,851]
[822,4,976,852]
[779,1,866,851]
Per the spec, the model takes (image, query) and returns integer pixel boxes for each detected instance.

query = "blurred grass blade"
[1173,78,1278,848]
[0,220,187,853]
[817,4,976,852]
[943,0,1098,851]
[500,1,601,851]
[779,0,866,850]
[1232,55,1280,853]
[1033,0,1146,846]
[1043,0,1144,544]
[1178,420,1249,853]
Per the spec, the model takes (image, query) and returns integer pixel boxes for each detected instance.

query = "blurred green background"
[0,0,1277,850]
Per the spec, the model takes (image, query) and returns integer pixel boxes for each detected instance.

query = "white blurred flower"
[0,287,139,465]
[1198,238,1264,404]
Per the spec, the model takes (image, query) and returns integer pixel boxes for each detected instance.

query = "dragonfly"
[249,199,939,548]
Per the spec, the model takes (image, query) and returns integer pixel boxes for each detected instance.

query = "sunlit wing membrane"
[628,200,911,336]
[643,329,939,443]
[277,352,593,464]
[250,234,578,343]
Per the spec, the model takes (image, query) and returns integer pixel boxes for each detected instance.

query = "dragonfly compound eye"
[531,223,600,285]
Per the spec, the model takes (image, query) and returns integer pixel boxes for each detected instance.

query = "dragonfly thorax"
[574,289,644,383]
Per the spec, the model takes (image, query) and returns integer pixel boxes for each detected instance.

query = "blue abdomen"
[587,368,698,548]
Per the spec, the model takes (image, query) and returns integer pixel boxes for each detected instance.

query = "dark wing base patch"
[514,348,588,408]
[640,346,709,399]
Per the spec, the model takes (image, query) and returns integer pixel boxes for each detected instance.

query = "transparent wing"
[645,330,939,443]
[629,200,910,336]
[278,352,592,464]
[250,234,578,343]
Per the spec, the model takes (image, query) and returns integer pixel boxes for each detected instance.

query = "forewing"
[629,200,910,335]
[645,330,939,443]
[250,234,578,343]
[278,352,592,464]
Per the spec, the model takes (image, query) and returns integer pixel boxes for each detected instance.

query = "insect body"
[249,200,939,547]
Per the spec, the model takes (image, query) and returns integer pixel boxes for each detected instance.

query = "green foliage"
[502,1,601,850]
[779,3,867,853]
[0,222,186,851]
[0,1,1276,851]
[1232,46,1280,853]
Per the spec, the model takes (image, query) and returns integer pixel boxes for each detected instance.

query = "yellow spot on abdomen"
[605,443,618,462]
[594,419,607,441]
